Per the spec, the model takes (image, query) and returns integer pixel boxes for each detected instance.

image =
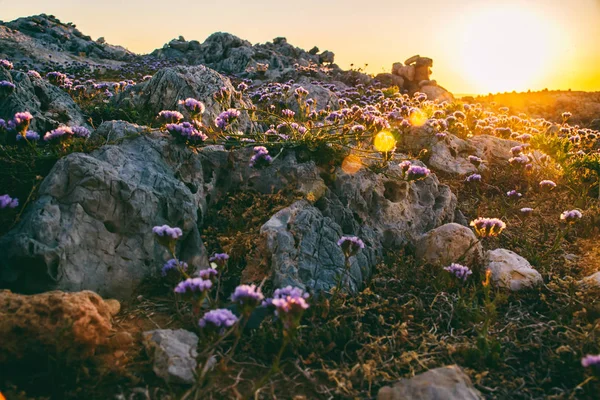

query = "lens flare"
[342,154,363,174]
[373,131,396,152]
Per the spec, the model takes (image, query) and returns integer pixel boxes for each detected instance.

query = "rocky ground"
[1,13,600,400]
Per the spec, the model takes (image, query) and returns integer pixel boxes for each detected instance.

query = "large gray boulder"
[0,67,89,133]
[377,365,483,400]
[114,65,254,131]
[0,133,208,298]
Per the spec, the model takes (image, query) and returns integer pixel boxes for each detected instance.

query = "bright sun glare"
[458,6,561,94]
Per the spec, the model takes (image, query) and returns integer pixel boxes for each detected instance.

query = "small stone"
[109,331,134,349]
[104,299,121,316]
[484,249,543,291]
[415,223,483,266]
[579,271,600,289]
[377,365,483,400]
[143,329,199,385]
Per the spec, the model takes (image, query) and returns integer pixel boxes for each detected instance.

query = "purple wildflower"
[174,277,212,294]
[470,217,506,238]
[282,109,295,118]
[468,155,484,167]
[582,354,600,368]
[178,98,206,116]
[466,173,482,183]
[337,236,365,258]
[198,267,218,280]
[0,59,14,70]
[209,253,229,268]
[27,70,42,79]
[520,207,534,217]
[166,121,208,142]
[161,259,189,277]
[16,130,40,142]
[152,224,183,240]
[405,165,431,181]
[506,190,522,199]
[215,109,240,130]
[539,180,557,191]
[231,284,265,312]
[43,126,73,142]
[250,146,273,168]
[71,126,91,138]
[0,194,19,209]
[199,308,238,334]
[560,209,582,224]
[444,263,472,282]
[0,80,16,97]
[10,112,33,135]
[157,110,184,124]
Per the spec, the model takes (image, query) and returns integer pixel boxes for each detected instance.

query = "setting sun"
[456,6,563,93]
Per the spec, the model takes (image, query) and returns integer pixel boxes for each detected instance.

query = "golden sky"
[2,0,599,94]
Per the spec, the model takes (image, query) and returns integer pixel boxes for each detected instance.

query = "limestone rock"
[114,64,254,132]
[579,271,600,289]
[144,329,199,385]
[0,67,89,133]
[484,249,543,291]
[420,85,453,103]
[0,290,115,362]
[0,133,208,299]
[415,223,482,266]
[377,365,483,400]
[374,73,405,88]
[92,120,147,142]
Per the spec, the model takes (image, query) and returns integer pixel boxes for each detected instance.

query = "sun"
[457,6,562,94]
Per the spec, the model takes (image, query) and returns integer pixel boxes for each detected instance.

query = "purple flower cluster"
[466,173,482,183]
[16,130,40,142]
[43,126,73,142]
[468,155,484,167]
[231,284,265,310]
[0,80,16,96]
[9,112,33,134]
[161,259,188,277]
[520,207,534,216]
[174,277,212,294]
[581,354,600,368]
[539,180,557,191]
[282,109,296,118]
[337,236,365,258]
[250,146,273,168]
[444,263,472,282]
[405,165,431,181]
[560,209,582,224]
[27,70,42,79]
[165,122,208,142]
[0,59,14,70]
[152,225,183,239]
[470,217,506,238]
[158,110,184,124]
[215,109,241,130]
[47,71,68,86]
[71,126,91,138]
[198,267,218,280]
[198,308,238,334]
[178,98,206,116]
[506,190,522,199]
[0,194,19,209]
[209,253,229,267]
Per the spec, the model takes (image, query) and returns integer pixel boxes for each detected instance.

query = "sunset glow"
[2,0,599,94]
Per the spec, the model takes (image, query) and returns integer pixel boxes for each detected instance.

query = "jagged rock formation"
[375,55,454,102]
[152,33,337,81]
[0,132,209,299]
[114,65,254,131]
[0,65,89,133]
[0,14,134,70]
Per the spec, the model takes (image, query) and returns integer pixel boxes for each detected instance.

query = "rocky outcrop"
[92,120,148,142]
[415,223,482,266]
[151,33,336,80]
[143,329,199,385]
[0,66,89,133]
[114,65,254,131]
[0,290,118,362]
[484,249,543,291]
[258,161,456,293]
[0,133,208,299]
[377,365,483,400]
[385,56,454,101]
[0,14,133,70]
